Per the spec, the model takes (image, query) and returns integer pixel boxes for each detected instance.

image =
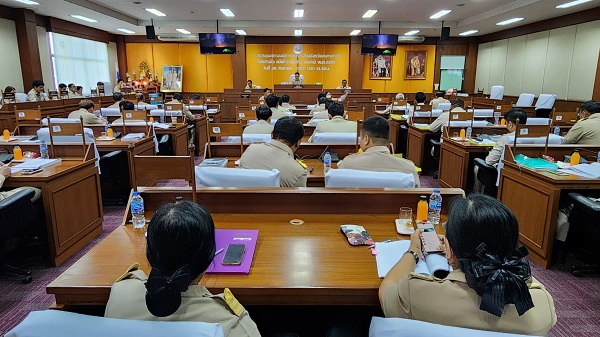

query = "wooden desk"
[438,138,491,191]
[205,142,357,160]
[96,137,156,189]
[4,159,103,266]
[498,146,600,268]
[406,126,439,172]
[47,188,462,307]
[154,124,189,156]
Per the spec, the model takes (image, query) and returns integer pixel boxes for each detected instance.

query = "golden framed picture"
[161,65,183,92]
[370,55,392,80]
[405,51,427,80]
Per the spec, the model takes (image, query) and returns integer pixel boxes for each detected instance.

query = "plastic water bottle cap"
[433,189,440,193]
[133,191,140,196]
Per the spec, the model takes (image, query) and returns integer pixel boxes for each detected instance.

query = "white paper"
[375,240,452,278]
[121,133,145,140]
[10,158,61,173]
[560,163,600,178]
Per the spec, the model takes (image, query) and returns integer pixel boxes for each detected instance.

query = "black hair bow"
[460,243,534,317]
[145,264,191,295]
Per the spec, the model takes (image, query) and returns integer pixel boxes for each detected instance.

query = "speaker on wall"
[440,27,450,41]
[146,26,156,39]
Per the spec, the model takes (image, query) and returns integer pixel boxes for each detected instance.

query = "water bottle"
[131,191,146,229]
[427,189,443,224]
[40,141,49,159]
[104,117,109,133]
[323,151,332,174]
[466,126,472,139]
[553,126,560,136]
[494,116,499,125]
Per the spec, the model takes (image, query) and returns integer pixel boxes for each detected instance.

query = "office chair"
[0,188,39,284]
[566,192,600,277]
[473,158,498,197]
[158,134,172,155]
[430,139,441,179]
[398,124,408,156]
[99,150,131,205]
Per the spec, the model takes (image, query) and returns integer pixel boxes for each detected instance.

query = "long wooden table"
[47,188,463,308]
[498,146,600,268]
[4,158,103,266]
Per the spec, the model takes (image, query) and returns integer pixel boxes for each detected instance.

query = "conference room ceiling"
[1,0,599,37]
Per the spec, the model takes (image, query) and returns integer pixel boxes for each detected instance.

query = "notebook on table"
[205,229,259,275]
[375,240,452,279]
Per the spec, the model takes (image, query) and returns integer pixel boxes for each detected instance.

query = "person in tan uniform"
[484,108,528,166]
[26,80,49,102]
[243,106,273,134]
[563,100,600,145]
[105,201,261,337]
[429,91,450,110]
[280,94,296,110]
[110,101,141,125]
[68,83,82,98]
[308,103,356,142]
[428,98,466,133]
[307,101,333,125]
[239,116,307,187]
[309,95,327,115]
[258,88,271,102]
[266,95,291,120]
[167,93,195,121]
[107,92,124,108]
[339,116,420,187]
[135,93,150,109]
[68,99,105,124]
[379,194,556,336]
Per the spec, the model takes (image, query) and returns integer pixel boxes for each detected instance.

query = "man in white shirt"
[336,79,351,90]
[430,91,450,110]
[68,83,82,98]
[68,99,105,124]
[291,72,303,86]
[26,80,49,102]
[107,92,124,108]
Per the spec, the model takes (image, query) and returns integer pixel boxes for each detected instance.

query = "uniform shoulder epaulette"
[529,282,543,289]
[215,288,245,316]
[115,262,141,282]
[408,272,443,282]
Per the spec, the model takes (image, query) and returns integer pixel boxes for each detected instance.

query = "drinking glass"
[399,207,413,228]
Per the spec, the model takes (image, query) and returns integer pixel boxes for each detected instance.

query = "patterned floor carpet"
[0,174,598,336]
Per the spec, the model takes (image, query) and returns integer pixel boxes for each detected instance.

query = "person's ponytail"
[145,265,192,317]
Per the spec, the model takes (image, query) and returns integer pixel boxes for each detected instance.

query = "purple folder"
[205,229,259,275]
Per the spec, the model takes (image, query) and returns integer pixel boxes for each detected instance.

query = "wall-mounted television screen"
[199,33,236,54]
[361,34,398,55]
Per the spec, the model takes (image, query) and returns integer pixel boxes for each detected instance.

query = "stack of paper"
[560,163,600,178]
[10,158,61,173]
[121,133,145,140]
[375,240,452,279]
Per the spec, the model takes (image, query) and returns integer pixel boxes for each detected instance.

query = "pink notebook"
[205,229,259,275]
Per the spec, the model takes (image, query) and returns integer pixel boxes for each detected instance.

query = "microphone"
[309,145,330,173]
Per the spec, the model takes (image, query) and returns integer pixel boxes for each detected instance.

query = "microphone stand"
[309,145,329,173]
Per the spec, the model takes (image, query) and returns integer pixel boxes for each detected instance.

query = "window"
[440,55,466,91]
[49,32,110,95]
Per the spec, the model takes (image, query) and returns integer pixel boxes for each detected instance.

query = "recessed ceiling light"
[176,28,191,34]
[220,8,235,17]
[235,29,247,35]
[496,17,524,25]
[362,10,378,18]
[404,30,420,36]
[13,0,39,5]
[117,28,135,34]
[556,0,593,8]
[294,9,304,18]
[459,30,479,36]
[145,8,166,17]
[430,9,452,19]
[70,15,98,23]
[295,29,303,36]
[350,30,361,36]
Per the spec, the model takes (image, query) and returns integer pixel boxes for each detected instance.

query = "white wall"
[0,18,24,92]
[108,41,118,85]
[475,20,600,101]
[37,26,53,89]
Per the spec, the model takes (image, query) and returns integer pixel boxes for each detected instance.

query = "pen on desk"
[215,248,224,256]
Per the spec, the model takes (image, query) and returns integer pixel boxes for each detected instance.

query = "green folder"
[514,154,557,170]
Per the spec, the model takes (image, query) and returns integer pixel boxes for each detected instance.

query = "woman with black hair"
[379,194,556,335]
[105,201,261,337]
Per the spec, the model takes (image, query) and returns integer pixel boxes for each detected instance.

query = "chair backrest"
[325,169,415,188]
[100,108,122,117]
[393,100,407,107]
[121,109,150,135]
[2,91,17,103]
[490,86,504,100]
[376,96,390,103]
[289,74,305,82]
[515,93,535,107]
[437,102,451,111]
[189,98,204,106]
[236,109,256,125]
[525,117,551,125]
[164,102,183,114]
[512,121,551,154]
[207,123,244,158]
[47,117,88,160]
[227,134,271,144]
[552,111,578,126]
[447,111,474,130]
[368,317,538,337]
[535,94,556,110]
[312,132,358,144]
[344,111,364,122]
[130,149,197,201]
[204,96,219,103]
[14,106,42,135]
[195,167,280,187]
[5,310,224,337]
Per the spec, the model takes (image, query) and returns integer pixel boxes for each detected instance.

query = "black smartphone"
[222,244,246,265]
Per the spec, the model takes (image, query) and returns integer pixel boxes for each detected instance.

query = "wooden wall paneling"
[233,36,247,89]
[14,8,42,89]
[349,36,363,91]
[594,53,600,101]
[0,4,15,20]
[115,35,128,82]
[433,42,467,90]
[464,44,478,94]
[46,17,110,43]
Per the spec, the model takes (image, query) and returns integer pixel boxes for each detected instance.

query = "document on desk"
[10,158,61,173]
[375,240,452,279]
[151,123,173,129]
[560,163,600,178]
[206,229,259,275]
[121,133,145,140]
[413,123,430,131]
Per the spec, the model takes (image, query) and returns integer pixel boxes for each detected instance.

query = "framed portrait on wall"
[161,65,183,92]
[405,51,427,80]
[370,55,392,80]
